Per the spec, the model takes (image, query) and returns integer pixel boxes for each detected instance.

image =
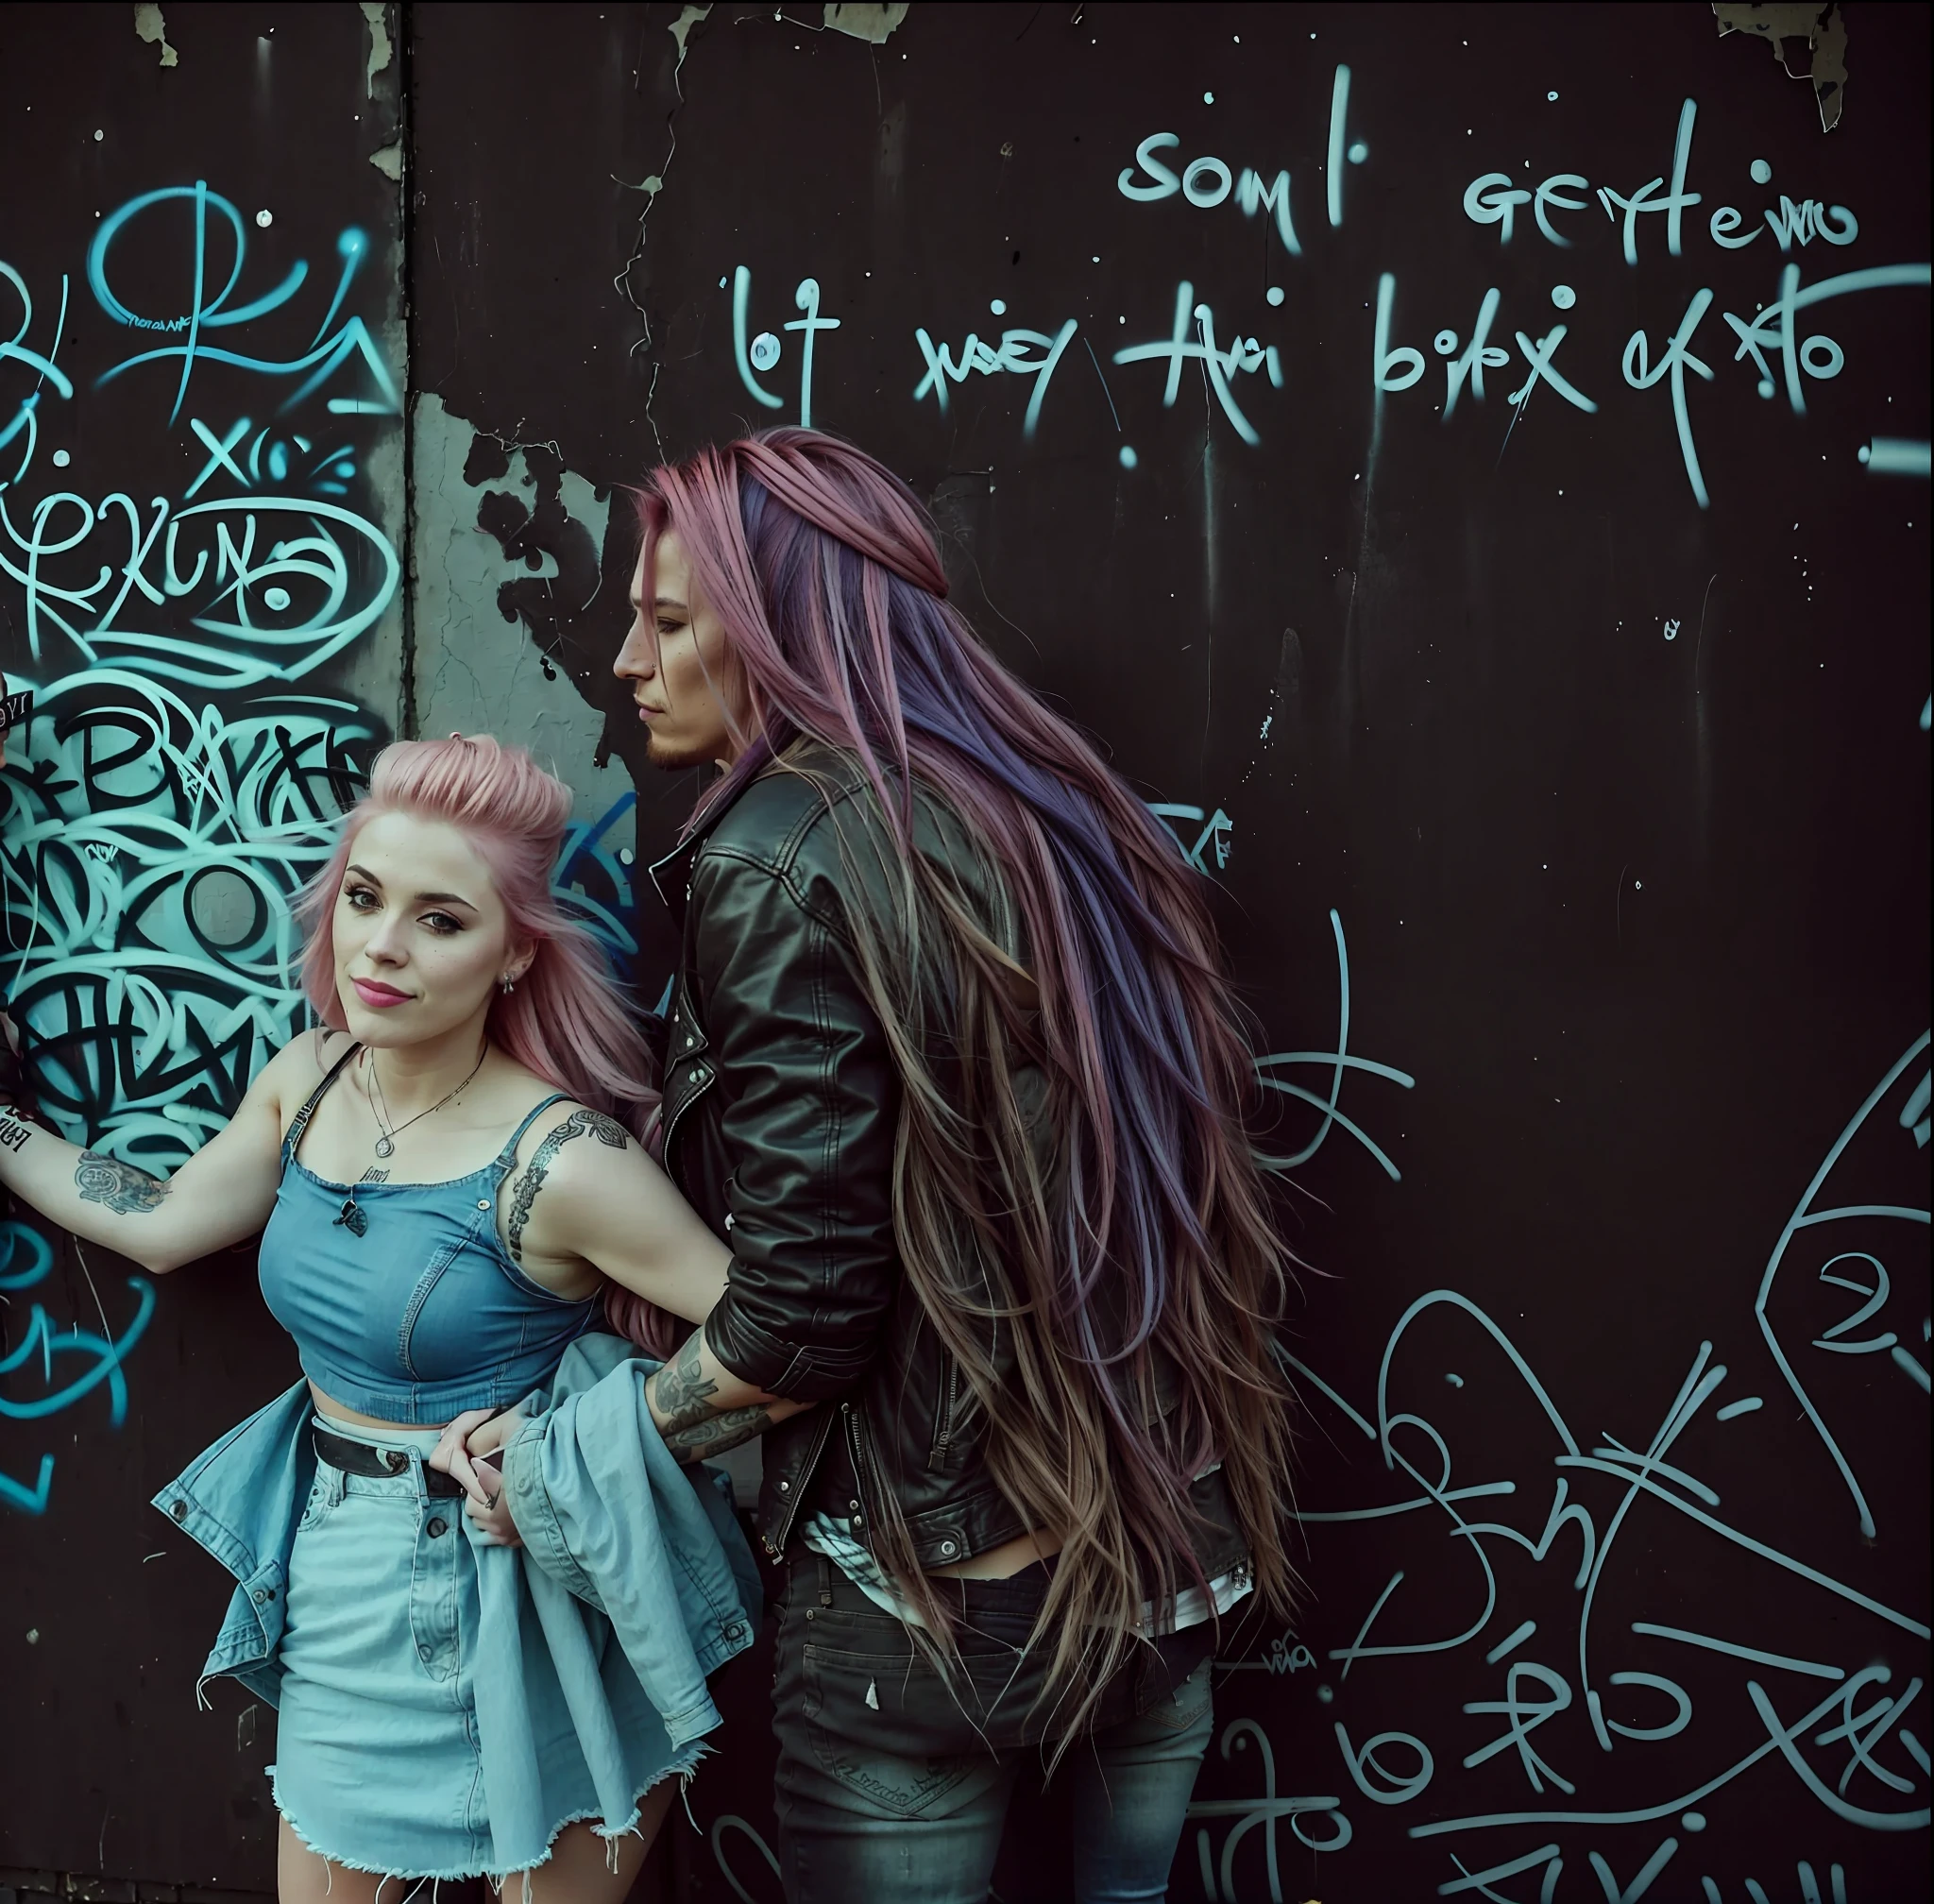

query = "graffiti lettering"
[1212,1037,1931,1898]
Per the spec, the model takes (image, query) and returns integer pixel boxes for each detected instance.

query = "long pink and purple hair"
[636,429,1298,1736]
[295,734,674,1355]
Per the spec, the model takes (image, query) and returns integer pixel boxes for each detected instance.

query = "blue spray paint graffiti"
[2,676,375,1164]
[729,265,840,429]
[1149,801,1235,875]
[3,171,638,1509]
[0,180,409,1515]
[1146,803,1415,1181]
[3,183,403,1167]
[1754,1031,1931,1540]
[1193,1036,1929,1900]
[86,184,399,425]
[0,1218,154,1515]
[714,82,1929,504]
[554,789,640,977]
[1253,909,1416,1182]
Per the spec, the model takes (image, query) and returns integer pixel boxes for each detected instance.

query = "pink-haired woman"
[0,735,759,1899]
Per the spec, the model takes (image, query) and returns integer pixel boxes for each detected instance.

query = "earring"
[500,975,517,995]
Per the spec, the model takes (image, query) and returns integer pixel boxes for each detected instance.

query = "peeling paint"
[410,395,624,825]
[824,2,908,43]
[368,139,404,180]
[132,2,178,69]
[1713,1,1848,132]
[669,3,712,62]
[360,2,394,98]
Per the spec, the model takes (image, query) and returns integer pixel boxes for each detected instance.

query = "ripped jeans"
[771,1552,1216,1904]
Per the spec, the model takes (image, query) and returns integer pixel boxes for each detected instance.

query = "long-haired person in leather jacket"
[450,428,1302,1904]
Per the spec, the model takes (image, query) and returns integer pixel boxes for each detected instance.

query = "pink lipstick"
[351,978,412,1009]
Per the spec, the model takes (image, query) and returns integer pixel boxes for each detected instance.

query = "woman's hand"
[430,1407,526,1546]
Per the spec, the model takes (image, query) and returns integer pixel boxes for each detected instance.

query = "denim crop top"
[257,1045,602,1423]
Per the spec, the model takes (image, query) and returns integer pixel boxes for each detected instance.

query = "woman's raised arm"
[0,1032,301,1273]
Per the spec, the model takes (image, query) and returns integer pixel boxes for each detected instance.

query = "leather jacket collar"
[647,739,778,928]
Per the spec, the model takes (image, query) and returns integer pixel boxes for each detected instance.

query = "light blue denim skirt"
[271,1421,684,1879]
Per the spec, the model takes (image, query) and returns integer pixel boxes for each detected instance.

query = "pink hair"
[632,429,1300,1747]
[295,734,675,1356]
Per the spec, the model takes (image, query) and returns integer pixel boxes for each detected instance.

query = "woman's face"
[613,527,751,772]
[331,810,524,1049]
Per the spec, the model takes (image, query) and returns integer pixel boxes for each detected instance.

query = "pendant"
[333,1198,369,1238]
[374,1135,395,1159]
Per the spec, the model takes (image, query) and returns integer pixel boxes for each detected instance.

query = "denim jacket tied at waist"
[151,1334,762,1745]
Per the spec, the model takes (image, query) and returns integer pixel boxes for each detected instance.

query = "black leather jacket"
[652,744,1247,1581]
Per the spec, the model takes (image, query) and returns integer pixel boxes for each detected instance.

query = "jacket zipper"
[657,987,713,1179]
[659,1074,709,1181]
[930,1358,961,1470]
[767,1406,838,1556]
[845,1402,892,1555]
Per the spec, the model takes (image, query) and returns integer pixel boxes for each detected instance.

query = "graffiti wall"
[4,4,1928,1899]
[0,3,408,1879]
[410,5,1929,1901]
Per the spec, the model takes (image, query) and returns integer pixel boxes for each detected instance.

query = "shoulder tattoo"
[75,1150,170,1216]
[506,1108,628,1262]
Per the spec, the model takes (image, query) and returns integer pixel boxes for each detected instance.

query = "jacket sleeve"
[692,843,901,1402]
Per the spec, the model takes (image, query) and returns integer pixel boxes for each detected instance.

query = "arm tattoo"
[660,1403,781,1464]
[75,1150,170,1216]
[650,1331,721,1435]
[0,1109,35,1155]
[505,1108,627,1262]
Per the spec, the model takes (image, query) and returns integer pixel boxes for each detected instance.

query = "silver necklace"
[366,1041,488,1159]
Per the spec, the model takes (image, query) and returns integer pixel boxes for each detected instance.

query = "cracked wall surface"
[410,391,646,985]
[1,3,408,1882]
[1,4,1927,1898]
[411,393,622,822]
[401,8,1930,1904]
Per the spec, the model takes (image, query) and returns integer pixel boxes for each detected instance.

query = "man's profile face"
[613,530,749,772]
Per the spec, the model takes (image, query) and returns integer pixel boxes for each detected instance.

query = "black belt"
[313,1423,465,1497]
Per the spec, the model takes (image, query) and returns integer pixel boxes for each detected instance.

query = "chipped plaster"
[824,3,908,43]
[410,394,625,825]
[133,3,178,68]
[361,2,394,98]
[1713,1,1848,131]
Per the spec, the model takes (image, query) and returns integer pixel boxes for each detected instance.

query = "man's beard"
[645,731,721,773]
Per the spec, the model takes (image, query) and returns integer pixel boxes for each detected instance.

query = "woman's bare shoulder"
[255,1028,356,1123]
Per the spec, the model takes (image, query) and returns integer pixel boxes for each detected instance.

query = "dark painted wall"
[4,5,1928,1899]
[412,6,1931,1900]
[1,3,405,1888]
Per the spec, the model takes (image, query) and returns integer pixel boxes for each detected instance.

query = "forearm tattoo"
[75,1150,170,1216]
[650,1331,721,1435]
[0,1107,34,1155]
[505,1108,627,1261]
[660,1402,781,1465]
[647,1334,785,1463]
